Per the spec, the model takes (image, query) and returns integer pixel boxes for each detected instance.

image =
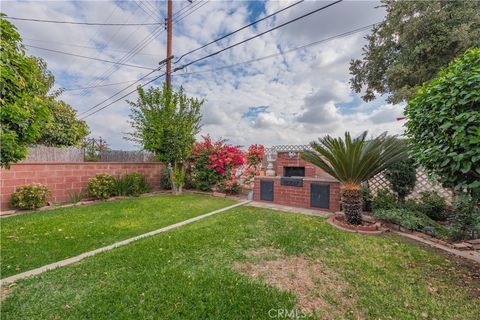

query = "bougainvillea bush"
[243,144,265,186]
[10,184,51,209]
[191,136,245,191]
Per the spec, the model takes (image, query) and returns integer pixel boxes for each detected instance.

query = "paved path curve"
[0,200,250,286]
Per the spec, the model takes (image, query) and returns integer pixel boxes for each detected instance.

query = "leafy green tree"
[127,84,202,194]
[384,158,417,204]
[302,131,407,225]
[0,15,51,167]
[405,48,480,199]
[349,0,480,103]
[37,99,89,147]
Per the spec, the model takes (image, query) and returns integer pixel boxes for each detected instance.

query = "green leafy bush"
[384,158,417,204]
[113,173,151,197]
[372,189,397,211]
[373,208,424,231]
[418,191,447,221]
[405,48,480,197]
[10,184,51,209]
[87,174,115,199]
[448,193,480,241]
[160,168,172,190]
[373,208,449,238]
[361,186,373,212]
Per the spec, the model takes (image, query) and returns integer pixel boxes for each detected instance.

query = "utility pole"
[166,0,173,88]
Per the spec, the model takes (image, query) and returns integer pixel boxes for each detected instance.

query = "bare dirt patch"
[234,249,359,318]
[0,286,14,302]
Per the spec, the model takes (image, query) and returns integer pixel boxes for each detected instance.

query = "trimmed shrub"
[10,184,51,209]
[373,208,424,231]
[160,168,172,190]
[384,158,417,204]
[418,191,447,221]
[87,173,115,199]
[361,186,373,212]
[448,193,479,241]
[373,208,449,238]
[372,189,397,211]
[113,172,150,197]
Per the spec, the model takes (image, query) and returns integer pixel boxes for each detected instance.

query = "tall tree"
[349,0,480,104]
[0,15,89,167]
[302,132,407,225]
[127,84,202,194]
[0,15,51,167]
[38,98,89,147]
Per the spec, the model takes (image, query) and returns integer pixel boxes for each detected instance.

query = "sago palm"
[301,131,408,225]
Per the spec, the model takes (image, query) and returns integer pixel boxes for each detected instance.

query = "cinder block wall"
[1,163,164,211]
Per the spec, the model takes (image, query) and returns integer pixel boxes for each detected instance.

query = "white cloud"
[2,0,404,150]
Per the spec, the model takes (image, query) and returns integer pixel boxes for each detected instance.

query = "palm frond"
[301,131,408,185]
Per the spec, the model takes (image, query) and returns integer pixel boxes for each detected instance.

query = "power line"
[25,44,156,70]
[76,0,205,96]
[80,0,343,120]
[80,71,167,120]
[64,24,373,91]
[4,16,164,26]
[174,0,304,64]
[179,24,375,76]
[78,58,170,117]
[174,0,344,72]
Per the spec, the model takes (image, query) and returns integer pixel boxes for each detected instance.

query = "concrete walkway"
[248,201,332,218]
[0,200,250,286]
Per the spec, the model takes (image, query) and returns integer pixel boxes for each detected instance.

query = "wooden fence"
[22,146,156,163]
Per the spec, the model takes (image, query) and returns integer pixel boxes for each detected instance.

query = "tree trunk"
[341,186,363,225]
[168,164,181,195]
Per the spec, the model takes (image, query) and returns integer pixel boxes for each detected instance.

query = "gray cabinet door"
[260,181,274,201]
[310,184,330,208]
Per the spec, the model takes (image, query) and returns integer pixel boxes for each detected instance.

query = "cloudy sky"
[3,0,406,150]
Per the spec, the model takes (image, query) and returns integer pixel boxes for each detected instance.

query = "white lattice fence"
[368,169,454,203]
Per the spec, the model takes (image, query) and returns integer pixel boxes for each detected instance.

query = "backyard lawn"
[1,204,479,319]
[0,194,236,278]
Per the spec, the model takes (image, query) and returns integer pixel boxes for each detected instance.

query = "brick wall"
[1,162,164,211]
[253,177,340,212]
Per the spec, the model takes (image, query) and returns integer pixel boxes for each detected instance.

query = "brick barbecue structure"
[0,162,164,211]
[254,146,340,212]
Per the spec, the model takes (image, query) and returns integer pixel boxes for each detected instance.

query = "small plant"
[218,178,241,195]
[448,193,479,241]
[68,191,84,204]
[384,158,417,204]
[113,173,151,197]
[87,173,115,199]
[160,168,172,190]
[402,199,422,212]
[372,189,397,211]
[10,184,51,209]
[361,186,373,212]
[418,191,447,221]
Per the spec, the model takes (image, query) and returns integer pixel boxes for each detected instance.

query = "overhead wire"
[4,16,164,26]
[24,44,156,70]
[79,0,343,118]
[174,0,344,73]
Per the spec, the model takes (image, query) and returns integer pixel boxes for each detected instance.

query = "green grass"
[0,194,235,277]
[2,206,479,319]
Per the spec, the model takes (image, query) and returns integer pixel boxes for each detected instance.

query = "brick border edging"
[396,231,480,264]
[0,200,251,286]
